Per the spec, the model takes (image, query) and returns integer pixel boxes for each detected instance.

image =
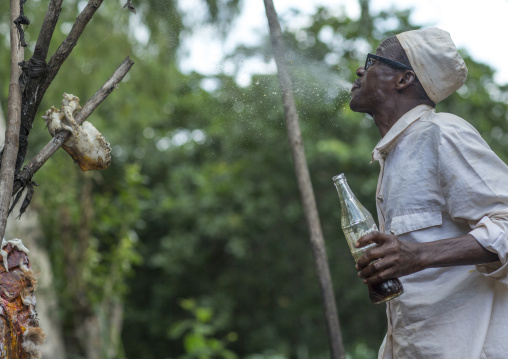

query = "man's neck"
[373,100,432,137]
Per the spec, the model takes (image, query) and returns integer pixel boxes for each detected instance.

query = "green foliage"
[346,343,377,359]
[169,299,238,359]
[33,154,144,353]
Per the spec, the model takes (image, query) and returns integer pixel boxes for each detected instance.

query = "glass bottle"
[332,173,403,304]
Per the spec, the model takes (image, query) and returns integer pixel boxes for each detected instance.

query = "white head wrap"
[396,28,468,104]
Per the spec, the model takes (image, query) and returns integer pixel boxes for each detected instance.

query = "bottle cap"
[332,173,346,183]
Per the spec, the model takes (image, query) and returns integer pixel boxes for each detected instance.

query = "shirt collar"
[371,104,434,162]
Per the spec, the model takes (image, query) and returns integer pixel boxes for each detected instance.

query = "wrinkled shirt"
[372,105,508,359]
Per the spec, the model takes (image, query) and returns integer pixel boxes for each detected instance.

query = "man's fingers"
[355,230,382,248]
[358,255,384,276]
[358,260,395,285]
[356,241,386,269]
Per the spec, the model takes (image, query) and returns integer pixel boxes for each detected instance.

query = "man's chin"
[349,100,371,115]
[349,98,361,112]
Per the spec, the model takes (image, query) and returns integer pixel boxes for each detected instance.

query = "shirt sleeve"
[438,117,508,284]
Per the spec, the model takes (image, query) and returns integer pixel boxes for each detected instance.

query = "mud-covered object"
[0,240,46,359]
[42,93,112,171]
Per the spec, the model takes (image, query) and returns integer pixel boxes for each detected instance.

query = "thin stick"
[42,0,106,95]
[33,0,64,61]
[12,56,134,195]
[263,1,345,358]
[0,0,25,239]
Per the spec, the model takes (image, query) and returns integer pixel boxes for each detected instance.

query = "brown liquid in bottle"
[368,278,403,304]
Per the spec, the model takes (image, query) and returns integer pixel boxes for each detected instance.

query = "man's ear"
[395,70,417,90]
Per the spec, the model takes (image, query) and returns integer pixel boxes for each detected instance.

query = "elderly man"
[351,28,508,358]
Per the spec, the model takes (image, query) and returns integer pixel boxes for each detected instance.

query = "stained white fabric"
[396,28,467,104]
[372,104,508,359]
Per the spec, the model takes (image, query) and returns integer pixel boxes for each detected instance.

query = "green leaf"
[184,333,207,352]
[196,307,213,323]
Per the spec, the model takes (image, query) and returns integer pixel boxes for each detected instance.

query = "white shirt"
[372,105,508,359]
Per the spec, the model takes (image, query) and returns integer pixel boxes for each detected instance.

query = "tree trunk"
[0,239,46,359]
[0,101,6,141]
[5,209,66,359]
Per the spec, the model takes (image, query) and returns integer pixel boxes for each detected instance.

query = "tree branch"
[12,56,135,195]
[33,0,64,61]
[0,0,25,239]
[41,0,105,96]
[263,1,346,358]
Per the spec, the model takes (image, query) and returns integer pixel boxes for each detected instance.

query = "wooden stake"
[263,1,345,358]
[0,0,25,240]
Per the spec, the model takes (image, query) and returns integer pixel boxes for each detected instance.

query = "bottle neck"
[333,174,355,203]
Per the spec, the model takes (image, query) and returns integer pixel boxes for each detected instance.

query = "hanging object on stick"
[42,93,111,171]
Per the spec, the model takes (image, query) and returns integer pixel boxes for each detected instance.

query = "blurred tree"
[121,2,508,358]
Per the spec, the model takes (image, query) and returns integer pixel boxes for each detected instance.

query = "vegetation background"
[1,0,507,358]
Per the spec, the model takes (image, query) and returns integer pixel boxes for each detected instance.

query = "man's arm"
[355,231,499,285]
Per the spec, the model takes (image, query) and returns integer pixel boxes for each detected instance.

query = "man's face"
[349,46,398,115]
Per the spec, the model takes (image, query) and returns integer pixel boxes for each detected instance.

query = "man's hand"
[355,231,499,285]
[355,231,423,285]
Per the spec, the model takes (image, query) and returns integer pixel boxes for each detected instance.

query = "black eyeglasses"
[364,53,414,72]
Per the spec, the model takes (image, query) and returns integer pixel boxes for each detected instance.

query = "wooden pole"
[0,0,24,240]
[263,1,345,358]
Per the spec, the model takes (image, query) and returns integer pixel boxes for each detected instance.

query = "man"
[350,27,508,358]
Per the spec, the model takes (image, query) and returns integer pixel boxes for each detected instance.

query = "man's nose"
[356,67,365,77]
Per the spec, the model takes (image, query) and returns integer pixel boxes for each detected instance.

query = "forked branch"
[32,0,64,61]
[12,0,106,176]
[42,0,105,97]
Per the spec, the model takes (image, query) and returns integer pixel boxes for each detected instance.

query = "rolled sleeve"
[470,216,508,285]
[438,122,508,284]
